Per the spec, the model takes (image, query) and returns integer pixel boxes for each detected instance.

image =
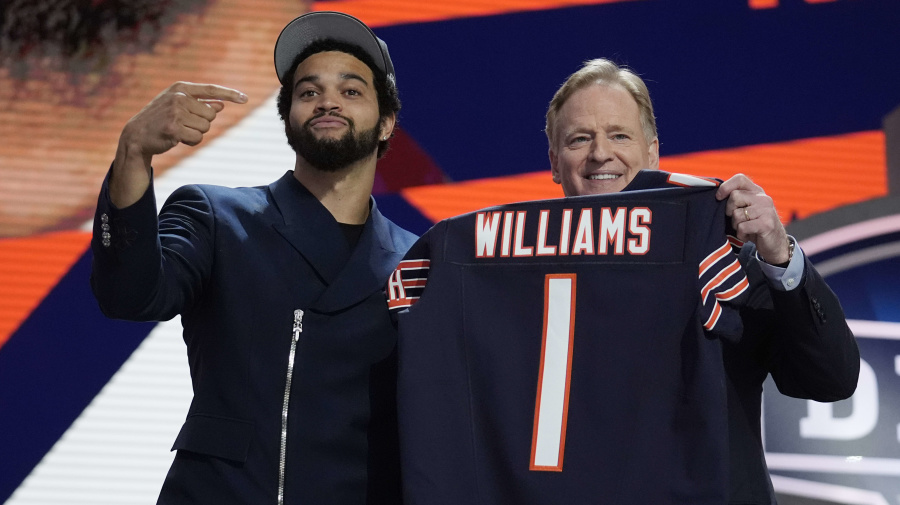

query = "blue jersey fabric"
[388,170,749,505]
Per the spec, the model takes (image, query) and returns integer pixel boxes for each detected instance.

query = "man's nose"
[589,138,613,163]
[315,90,341,112]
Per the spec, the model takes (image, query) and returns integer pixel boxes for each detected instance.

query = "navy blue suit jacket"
[91,170,417,504]
[724,244,859,505]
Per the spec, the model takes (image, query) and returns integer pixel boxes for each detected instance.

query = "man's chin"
[308,127,348,139]
[285,119,382,172]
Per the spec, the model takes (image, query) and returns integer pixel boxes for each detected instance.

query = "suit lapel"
[268,171,402,312]
[269,172,350,285]
[314,200,402,313]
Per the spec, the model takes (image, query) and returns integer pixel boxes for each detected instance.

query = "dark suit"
[91,170,416,505]
[725,243,859,505]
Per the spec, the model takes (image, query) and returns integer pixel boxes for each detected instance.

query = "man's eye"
[569,136,589,145]
[345,89,361,96]
[299,89,317,98]
[612,133,630,141]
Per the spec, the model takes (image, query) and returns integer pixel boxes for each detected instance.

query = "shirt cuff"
[756,236,805,291]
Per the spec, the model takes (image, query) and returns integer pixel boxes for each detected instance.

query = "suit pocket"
[171,414,254,463]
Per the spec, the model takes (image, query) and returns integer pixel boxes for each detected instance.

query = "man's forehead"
[558,85,640,125]
[566,83,636,110]
[293,50,374,83]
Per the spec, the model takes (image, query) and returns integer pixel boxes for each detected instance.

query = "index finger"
[172,82,248,104]
[716,173,760,201]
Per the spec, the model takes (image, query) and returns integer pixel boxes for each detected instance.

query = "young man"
[91,11,415,505]
[546,58,859,504]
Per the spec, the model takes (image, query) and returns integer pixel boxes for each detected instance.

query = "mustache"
[303,111,354,129]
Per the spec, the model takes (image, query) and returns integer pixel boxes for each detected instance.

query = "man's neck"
[292,155,376,225]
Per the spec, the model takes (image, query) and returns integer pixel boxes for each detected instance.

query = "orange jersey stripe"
[388,297,418,309]
[703,301,723,330]
[399,259,431,269]
[699,242,733,277]
[716,276,750,302]
[701,260,743,304]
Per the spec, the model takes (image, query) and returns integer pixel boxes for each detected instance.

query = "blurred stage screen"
[1,1,899,503]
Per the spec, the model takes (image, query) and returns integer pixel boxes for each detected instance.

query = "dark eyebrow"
[340,73,369,87]
[294,74,319,91]
[293,73,369,91]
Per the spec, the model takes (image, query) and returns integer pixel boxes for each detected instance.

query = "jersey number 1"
[530,273,577,472]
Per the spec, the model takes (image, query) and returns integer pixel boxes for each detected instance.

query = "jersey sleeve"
[658,172,750,340]
[697,197,750,340]
[386,229,434,323]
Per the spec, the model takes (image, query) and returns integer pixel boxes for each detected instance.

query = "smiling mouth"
[587,173,619,180]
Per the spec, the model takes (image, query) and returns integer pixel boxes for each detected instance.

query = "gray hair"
[545,58,657,147]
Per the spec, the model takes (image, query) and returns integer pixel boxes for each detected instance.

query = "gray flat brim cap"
[274,11,394,85]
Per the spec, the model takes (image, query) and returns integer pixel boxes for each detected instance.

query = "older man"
[545,58,860,504]
[91,11,416,505]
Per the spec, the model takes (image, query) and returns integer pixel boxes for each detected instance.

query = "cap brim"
[274,11,393,85]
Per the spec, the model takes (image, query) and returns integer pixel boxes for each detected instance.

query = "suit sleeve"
[741,245,860,402]
[90,168,214,322]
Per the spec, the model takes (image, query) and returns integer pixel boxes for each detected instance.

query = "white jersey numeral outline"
[530,273,577,472]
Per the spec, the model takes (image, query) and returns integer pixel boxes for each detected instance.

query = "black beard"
[285,112,381,172]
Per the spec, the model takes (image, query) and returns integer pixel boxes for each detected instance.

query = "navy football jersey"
[388,171,749,505]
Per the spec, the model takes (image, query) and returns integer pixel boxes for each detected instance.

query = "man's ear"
[648,138,660,170]
[549,148,561,184]
[379,113,397,140]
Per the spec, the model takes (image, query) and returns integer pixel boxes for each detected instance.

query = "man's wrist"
[756,236,805,291]
[759,237,794,267]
